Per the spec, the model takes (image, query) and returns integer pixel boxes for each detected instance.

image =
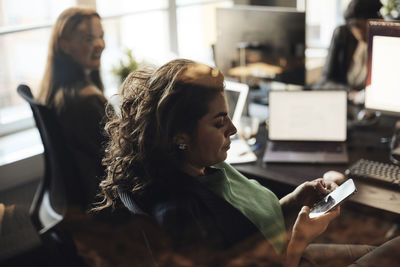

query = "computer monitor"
[364,20,400,164]
[224,80,249,126]
[365,20,400,116]
[215,6,305,85]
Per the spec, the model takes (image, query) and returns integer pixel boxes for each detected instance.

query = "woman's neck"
[182,163,206,177]
[84,68,92,80]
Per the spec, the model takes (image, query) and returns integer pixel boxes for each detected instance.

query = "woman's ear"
[59,39,71,55]
[173,132,190,147]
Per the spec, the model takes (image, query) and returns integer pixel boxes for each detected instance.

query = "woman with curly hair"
[96,59,399,266]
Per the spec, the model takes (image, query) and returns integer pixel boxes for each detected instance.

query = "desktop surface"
[233,112,400,215]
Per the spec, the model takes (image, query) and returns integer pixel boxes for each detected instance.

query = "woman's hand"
[285,206,340,267]
[280,177,339,230]
[285,170,345,208]
[323,170,345,186]
[292,205,340,245]
[289,178,331,207]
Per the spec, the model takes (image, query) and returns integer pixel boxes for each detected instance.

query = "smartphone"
[309,179,357,218]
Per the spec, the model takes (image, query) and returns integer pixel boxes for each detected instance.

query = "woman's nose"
[95,37,105,50]
[226,118,237,137]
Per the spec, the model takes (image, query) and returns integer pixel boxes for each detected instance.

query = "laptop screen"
[224,81,249,126]
[268,90,347,141]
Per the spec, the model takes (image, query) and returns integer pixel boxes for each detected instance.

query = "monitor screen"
[268,90,347,141]
[365,20,400,116]
[224,80,249,126]
[215,6,305,85]
[226,90,240,120]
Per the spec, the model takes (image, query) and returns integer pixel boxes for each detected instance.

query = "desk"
[234,114,400,215]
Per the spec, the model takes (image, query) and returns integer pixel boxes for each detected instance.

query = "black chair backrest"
[117,187,159,266]
[118,187,148,216]
[17,84,83,234]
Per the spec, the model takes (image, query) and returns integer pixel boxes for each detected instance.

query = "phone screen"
[309,179,357,218]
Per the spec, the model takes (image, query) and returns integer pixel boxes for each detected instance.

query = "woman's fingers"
[314,178,330,195]
[299,206,311,221]
[315,206,341,222]
[323,170,345,185]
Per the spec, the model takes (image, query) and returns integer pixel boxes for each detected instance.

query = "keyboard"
[345,159,400,189]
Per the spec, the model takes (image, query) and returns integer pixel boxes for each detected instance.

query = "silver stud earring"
[178,144,188,150]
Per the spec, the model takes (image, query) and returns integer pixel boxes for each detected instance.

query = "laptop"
[224,81,257,164]
[263,90,349,163]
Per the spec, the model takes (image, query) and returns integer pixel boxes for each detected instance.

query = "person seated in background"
[37,7,107,209]
[312,0,382,105]
[94,58,400,266]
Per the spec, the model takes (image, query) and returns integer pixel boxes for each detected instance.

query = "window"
[305,0,352,84]
[0,0,233,137]
[176,0,232,66]
[306,0,352,49]
[0,0,74,135]
[0,0,352,137]
[98,4,170,95]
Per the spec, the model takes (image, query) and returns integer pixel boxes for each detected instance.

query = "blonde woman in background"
[38,7,107,208]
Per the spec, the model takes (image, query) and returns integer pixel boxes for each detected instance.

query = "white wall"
[0,153,43,191]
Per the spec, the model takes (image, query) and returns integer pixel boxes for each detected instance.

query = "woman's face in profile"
[61,16,105,70]
[183,91,237,169]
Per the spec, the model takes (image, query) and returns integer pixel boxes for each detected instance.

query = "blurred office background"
[0,0,351,189]
[4,2,400,266]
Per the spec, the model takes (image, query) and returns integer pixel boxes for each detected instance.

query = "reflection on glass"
[310,195,336,214]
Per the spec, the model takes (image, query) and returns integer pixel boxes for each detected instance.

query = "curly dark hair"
[95,59,224,210]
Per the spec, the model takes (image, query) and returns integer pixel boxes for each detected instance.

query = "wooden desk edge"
[234,163,400,215]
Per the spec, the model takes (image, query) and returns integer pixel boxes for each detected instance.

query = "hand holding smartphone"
[309,179,357,218]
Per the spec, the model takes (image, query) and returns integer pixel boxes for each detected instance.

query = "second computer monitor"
[215,6,305,85]
[365,20,400,116]
[224,80,249,127]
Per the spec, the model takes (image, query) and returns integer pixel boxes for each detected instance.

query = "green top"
[196,162,287,254]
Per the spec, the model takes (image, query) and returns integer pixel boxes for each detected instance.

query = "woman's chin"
[220,152,228,162]
[86,61,101,70]
[209,154,227,166]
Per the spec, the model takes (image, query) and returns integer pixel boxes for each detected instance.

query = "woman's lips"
[223,142,231,150]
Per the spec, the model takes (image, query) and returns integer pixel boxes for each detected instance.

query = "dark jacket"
[55,94,107,207]
[119,168,261,251]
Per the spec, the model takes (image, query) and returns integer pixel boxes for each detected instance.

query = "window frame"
[1,0,346,137]
[0,0,228,137]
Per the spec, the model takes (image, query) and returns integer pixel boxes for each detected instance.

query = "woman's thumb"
[299,206,310,219]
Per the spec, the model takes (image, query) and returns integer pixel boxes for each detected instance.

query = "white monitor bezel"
[224,80,249,126]
[364,20,400,116]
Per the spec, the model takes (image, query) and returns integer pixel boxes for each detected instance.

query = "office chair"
[17,84,87,267]
[118,187,160,267]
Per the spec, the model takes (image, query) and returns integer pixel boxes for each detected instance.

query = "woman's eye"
[85,35,94,42]
[215,118,225,128]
